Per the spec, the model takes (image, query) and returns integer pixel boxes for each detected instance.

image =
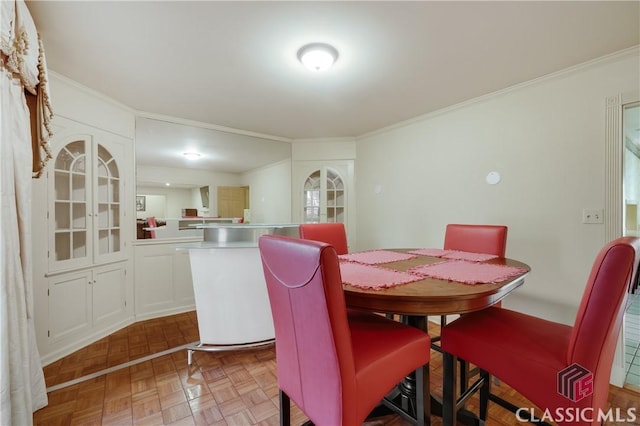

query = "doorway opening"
[622,101,640,391]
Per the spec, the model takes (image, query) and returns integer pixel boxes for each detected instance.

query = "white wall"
[355,49,640,323]
[241,159,292,223]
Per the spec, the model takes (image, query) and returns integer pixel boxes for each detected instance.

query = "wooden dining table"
[338,248,531,425]
[341,248,530,317]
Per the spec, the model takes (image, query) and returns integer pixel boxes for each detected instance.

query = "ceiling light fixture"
[183,152,201,160]
[297,43,338,72]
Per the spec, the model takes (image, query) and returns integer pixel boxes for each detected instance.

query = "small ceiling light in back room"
[183,152,201,160]
[297,43,339,72]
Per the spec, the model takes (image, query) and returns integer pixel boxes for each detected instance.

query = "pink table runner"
[409,248,451,257]
[409,260,527,285]
[340,262,422,290]
[338,250,417,265]
[442,251,498,262]
[408,248,498,262]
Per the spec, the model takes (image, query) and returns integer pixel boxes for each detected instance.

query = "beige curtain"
[1,0,52,424]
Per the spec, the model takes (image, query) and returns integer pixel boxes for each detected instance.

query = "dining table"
[337,248,531,426]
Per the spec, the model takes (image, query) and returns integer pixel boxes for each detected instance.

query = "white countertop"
[196,223,299,229]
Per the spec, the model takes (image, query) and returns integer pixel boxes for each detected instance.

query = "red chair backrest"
[259,235,357,425]
[443,224,508,257]
[299,222,349,255]
[567,236,640,412]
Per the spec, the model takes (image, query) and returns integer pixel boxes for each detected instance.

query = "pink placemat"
[338,250,417,265]
[340,262,423,290]
[408,260,527,285]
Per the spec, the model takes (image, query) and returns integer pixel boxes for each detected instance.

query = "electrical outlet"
[582,209,604,224]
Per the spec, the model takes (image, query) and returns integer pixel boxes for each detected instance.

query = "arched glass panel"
[302,168,345,223]
[96,145,121,255]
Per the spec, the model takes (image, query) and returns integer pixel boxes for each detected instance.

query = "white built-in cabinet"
[292,160,355,245]
[39,117,134,360]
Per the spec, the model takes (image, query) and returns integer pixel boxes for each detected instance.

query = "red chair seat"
[348,310,431,420]
[442,306,572,408]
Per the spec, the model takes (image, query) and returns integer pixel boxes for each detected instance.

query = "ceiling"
[27,1,640,172]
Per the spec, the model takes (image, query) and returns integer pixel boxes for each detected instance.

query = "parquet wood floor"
[34,312,640,425]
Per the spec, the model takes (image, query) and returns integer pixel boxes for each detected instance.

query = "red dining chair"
[435,224,508,330]
[299,222,349,255]
[146,216,158,239]
[437,224,509,387]
[441,236,640,426]
[259,234,431,426]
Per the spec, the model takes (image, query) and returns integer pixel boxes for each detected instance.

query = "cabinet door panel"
[93,140,125,264]
[136,250,175,312]
[93,265,126,325]
[49,271,92,341]
[49,137,92,271]
[174,250,195,304]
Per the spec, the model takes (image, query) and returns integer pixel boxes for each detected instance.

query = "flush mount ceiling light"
[297,43,338,72]
[183,152,201,160]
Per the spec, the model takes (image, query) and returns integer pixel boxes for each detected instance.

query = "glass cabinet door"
[303,170,321,222]
[53,140,89,266]
[325,168,345,223]
[303,167,345,223]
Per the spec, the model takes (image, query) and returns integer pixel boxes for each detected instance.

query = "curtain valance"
[1,0,53,177]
